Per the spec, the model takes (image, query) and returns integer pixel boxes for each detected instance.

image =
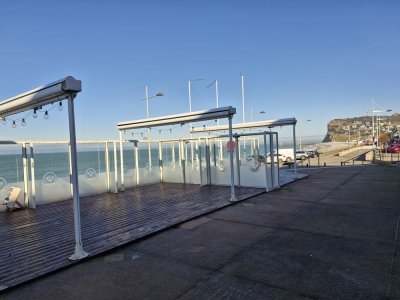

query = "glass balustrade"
[0,144,24,210]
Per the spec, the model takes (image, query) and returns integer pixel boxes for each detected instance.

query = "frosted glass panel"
[77,143,108,196]
[34,144,70,204]
[0,144,24,211]
[121,143,136,188]
[185,141,200,184]
[162,142,183,183]
[239,137,267,188]
[137,142,160,185]
[209,139,233,186]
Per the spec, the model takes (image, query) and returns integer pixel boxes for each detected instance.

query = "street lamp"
[371,99,391,147]
[299,119,311,151]
[207,80,220,125]
[138,86,165,170]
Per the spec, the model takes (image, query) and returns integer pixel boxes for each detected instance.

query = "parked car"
[295,150,310,160]
[384,144,400,153]
[266,153,290,163]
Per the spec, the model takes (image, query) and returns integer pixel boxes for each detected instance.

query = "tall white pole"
[241,74,246,151]
[216,80,219,125]
[228,115,237,202]
[215,80,219,108]
[372,99,375,146]
[188,80,192,112]
[68,92,88,260]
[241,75,245,123]
[146,86,151,170]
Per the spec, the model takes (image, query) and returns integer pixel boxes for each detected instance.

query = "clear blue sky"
[1,0,399,142]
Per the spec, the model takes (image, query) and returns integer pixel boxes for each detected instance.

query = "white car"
[266,153,290,163]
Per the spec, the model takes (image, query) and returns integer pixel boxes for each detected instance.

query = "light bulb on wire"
[58,101,63,111]
[33,109,38,118]
[21,118,26,126]
[44,111,49,120]
[12,121,16,128]
[2,118,6,125]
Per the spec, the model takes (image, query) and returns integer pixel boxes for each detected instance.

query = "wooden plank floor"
[0,183,263,290]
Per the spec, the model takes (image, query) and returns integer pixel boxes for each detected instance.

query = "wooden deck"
[0,183,263,290]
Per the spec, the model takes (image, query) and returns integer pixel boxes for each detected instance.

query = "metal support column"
[205,138,211,185]
[119,131,125,191]
[263,133,270,192]
[67,93,88,260]
[181,141,186,184]
[134,141,139,185]
[22,143,29,207]
[29,143,36,209]
[199,142,204,186]
[159,141,163,182]
[235,135,240,186]
[293,124,297,176]
[113,141,118,193]
[228,115,237,201]
[269,133,275,189]
[275,133,281,188]
[105,142,110,192]
[68,143,73,198]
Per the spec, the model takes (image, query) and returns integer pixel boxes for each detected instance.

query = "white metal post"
[105,142,110,192]
[119,131,125,191]
[146,86,152,171]
[235,135,240,186]
[228,115,237,201]
[263,133,270,192]
[241,74,246,151]
[29,143,36,209]
[68,143,73,198]
[199,141,203,186]
[372,99,375,145]
[269,133,275,188]
[293,124,297,176]
[22,143,29,207]
[159,141,163,182]
[113,141,118,193]
[67,93,88,260]
[181,141,186,184]
[134,141,139,185]
[216,80,220,126]
[275,133,281,188]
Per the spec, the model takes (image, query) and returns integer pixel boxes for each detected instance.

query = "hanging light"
[58,101,63,111]
[21,118,26,126]
[170,129,172,133]
[159,130,161,134]
[44,110,49,120]
[2,118,6,125]
[33,108,38,118]
[12,121,16,128]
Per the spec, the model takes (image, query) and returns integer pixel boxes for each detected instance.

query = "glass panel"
[239,137,267,188]
[162,142,183,183]
[0,144,24,211]
[209,138,232,186]
[137,142,160,185]
[121,142,136,188]
[274,133,280,188]
[185,141,200,184]
[34,144,70,204]
[77,143,108,196]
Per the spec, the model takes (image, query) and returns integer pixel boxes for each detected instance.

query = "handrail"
[340,149,375,166]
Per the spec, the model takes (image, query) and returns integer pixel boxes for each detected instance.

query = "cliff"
[323,113,400,142]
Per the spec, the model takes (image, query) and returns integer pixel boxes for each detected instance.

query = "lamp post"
[207,80,220,125]
[139,87,165,169]
[371,99,392,147]
[299,119,311,150]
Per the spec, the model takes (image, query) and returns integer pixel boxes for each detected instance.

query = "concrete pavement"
[2,165,399,299]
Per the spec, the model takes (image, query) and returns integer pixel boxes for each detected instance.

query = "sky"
[0,0,399,142]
